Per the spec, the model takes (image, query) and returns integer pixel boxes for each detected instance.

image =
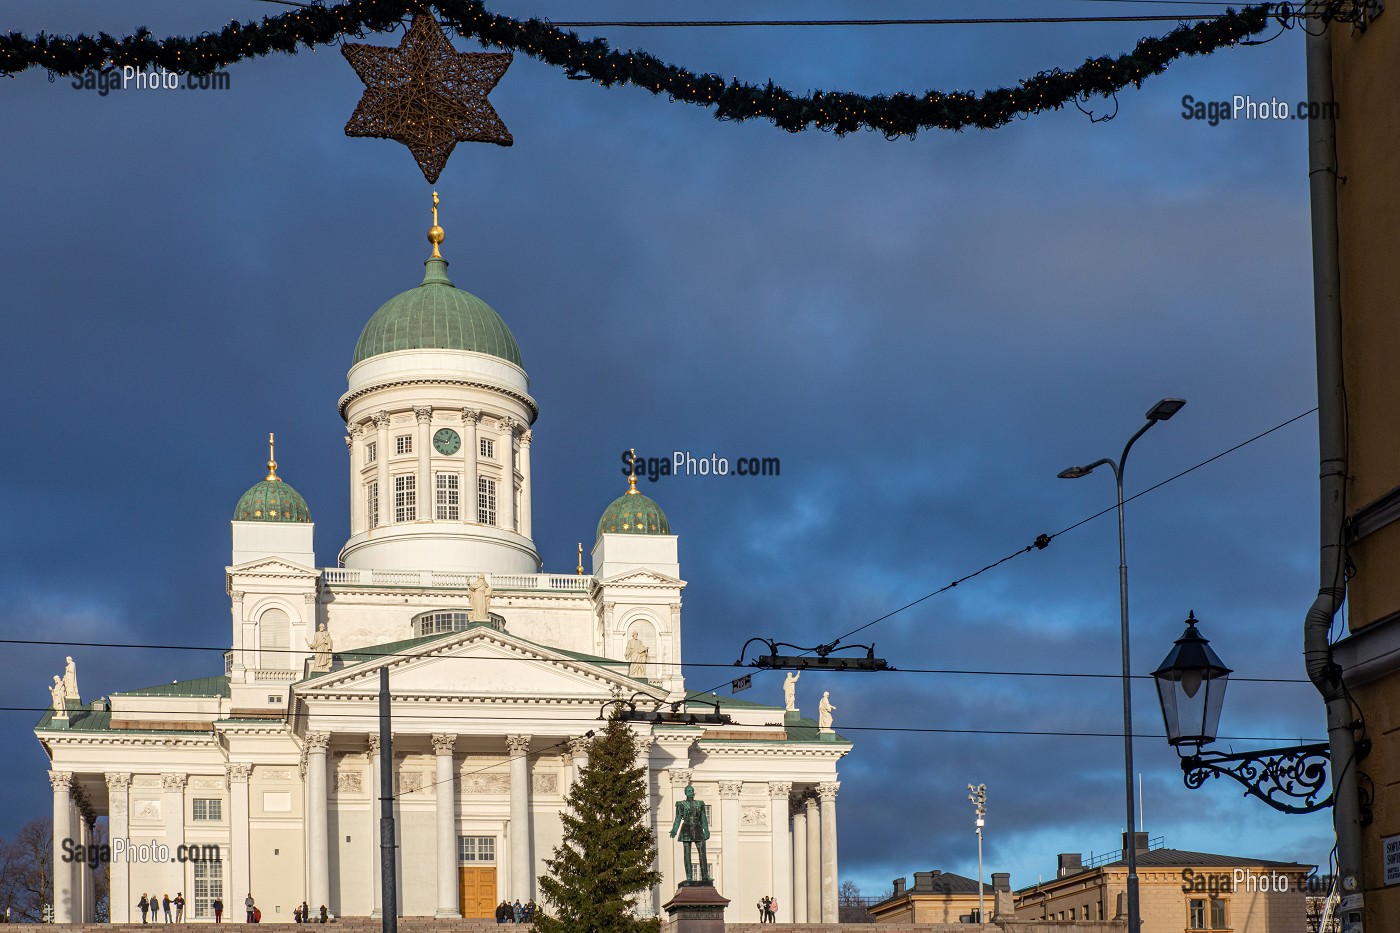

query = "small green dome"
[234,478,312,523]
[597,478,670,538]
[353,257,522,367]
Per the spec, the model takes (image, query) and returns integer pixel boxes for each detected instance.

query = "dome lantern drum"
[596,474,670,539]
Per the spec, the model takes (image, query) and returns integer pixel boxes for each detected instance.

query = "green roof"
[234,478,311,523]
[299,631,459,682]
[353,257,522,366]
[115,675,231,698]
[597,484,670,539]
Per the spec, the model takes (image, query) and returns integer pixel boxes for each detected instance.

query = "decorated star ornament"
[341,13,512,183]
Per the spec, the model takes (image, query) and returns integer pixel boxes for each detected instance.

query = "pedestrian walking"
[175,893,185,922]
[139,894,149,924]
[245,894,256,924]
[212,897,223,923]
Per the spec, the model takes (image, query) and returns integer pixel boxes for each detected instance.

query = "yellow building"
[868,869,992,924]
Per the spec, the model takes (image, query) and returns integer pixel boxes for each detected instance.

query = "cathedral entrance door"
[459,867,497,918]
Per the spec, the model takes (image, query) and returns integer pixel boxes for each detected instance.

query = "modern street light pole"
[967,783,986,924]
[1058,397,1185,933]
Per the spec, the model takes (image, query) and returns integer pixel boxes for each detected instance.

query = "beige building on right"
[1013,834,1311,932]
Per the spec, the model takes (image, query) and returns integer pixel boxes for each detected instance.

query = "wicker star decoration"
[342,13,512,183]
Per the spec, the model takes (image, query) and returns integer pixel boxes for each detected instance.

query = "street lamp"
[1152,611,1341,814]
[967,784,986,924]
[1058,396,1185,933]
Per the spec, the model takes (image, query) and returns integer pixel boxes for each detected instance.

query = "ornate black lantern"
[1152,611,1231,750]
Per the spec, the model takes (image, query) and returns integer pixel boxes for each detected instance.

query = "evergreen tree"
[536,713,662,933]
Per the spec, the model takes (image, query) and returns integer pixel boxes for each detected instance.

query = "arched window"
[413,610,504,637]
[260,608,290,669]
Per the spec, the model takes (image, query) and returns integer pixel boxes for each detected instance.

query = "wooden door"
[459,866,498,918]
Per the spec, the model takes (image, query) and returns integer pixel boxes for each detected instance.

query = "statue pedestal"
[662,883,729,933]
[783,710,800,726]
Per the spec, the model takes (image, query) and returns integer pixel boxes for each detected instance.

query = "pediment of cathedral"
[596,568,684,588]
[226,556,320,579]
[298,627,663,703]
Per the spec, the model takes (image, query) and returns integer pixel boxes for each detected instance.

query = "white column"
[818,782,840,922]
[804,795,820,921]
[415,407,433,521]
[107,773,132,923]
[76,814,90,922]
[227,764,251,923]
[368,736,382,918]
[163,774,187,902]
[373,411,391,526]
[50,771,74,924]
[346,429,359,533]
[230,591,248,682]
[433,735,460,917]
[506,735,532,901]
[566,736,590,793]
[769,783,792,923]
[307,733,331,912]
[664,769,691,891]
[718,782,742,902]
[518,429,533,539]
[791,797,807,923]
[499,420,517,532]
[462,410,480,523]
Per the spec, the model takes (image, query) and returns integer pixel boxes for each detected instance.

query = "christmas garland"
[1,0,1274,136]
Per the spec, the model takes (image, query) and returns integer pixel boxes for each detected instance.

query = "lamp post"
[967,784,986,924]
[1058,397,1185,933]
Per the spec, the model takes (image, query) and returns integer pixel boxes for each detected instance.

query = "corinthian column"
[518,429,533,538]
[791,797,807,923]
[415,407,433,521]
[373,411,392,526]
[226,764,252,922]
[769,782,793,922]
[50,771,74,924]
[462,410,480,522]
[106,773,132,922]
[306,733,331,912]
[718,782,742,900]
[818,782,840,922]
[163,773,187,899]
[506,735,532,900]
[804,795,820,921]
[367,736,382,917]
[499,419,517,532]
[433,735,460,917]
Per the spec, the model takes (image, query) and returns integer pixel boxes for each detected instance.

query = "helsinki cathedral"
[36,202,849,924]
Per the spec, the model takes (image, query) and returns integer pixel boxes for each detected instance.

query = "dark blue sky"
[2,1,1335,895]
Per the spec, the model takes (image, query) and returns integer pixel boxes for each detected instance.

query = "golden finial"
[626,448,639,495]
[266,432,280,482]
[576,542,584,575]
[428,190,445,259]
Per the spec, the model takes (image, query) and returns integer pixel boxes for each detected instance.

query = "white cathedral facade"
[36,214,850,924]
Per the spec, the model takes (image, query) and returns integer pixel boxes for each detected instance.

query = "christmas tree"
[536,713,662,933]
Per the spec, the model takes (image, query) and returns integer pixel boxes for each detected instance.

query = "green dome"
[234,478,312,523]
[353,257,522,367]
[597,479,671,538]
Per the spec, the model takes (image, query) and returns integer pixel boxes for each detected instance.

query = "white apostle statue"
[63,656,79,700]
[625,631,649,679]
[306,623,334,673]
[468,575,494,623]
[818,691,836,732]
[50,675,69,720]
[783,670,801,712]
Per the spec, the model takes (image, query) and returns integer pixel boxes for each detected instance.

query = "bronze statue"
[669,784,711,884]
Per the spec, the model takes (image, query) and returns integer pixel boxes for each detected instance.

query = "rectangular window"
[436,473,460,521]
[394,475,416,523]
[192,799,222,821]
[193,857,223,918]
[458,835,496,864]
[477,477,496,526]
[366,441,377,464]
[367,481,379,528]
[479,437,494,459]
[1210,899,1227,930]
[396,434,413,456]
[1189,899,1206,930]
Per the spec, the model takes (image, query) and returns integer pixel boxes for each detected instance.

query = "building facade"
[36,216,851,923]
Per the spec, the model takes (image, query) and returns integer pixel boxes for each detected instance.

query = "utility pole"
[968,784,986,924]
[380,666,397,933]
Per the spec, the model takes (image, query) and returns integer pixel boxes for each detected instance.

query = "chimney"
[892,878,906,896]
[1122,831,1150,854]
[1057,853,1083,877]
[992,873,1010,892]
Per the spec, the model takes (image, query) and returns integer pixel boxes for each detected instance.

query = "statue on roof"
[50,676,69,720]
[625,631,649,679]
[818,691,836,732]
[783,670,800,712]
[306,623,334,673]
[63,656,79,700]
[468,575,494,623]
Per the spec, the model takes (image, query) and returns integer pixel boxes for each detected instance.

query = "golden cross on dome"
[576,542,584,576]
[627,448,639,494]
[267,432,280,482]
[429,191,445,259]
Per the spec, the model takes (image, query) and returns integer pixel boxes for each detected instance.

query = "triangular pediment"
[297,627,663,702]
[226,556,319,578]
[597,568,684,588]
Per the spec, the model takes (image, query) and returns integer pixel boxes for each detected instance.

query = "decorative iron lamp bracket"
[1179,742,1334,814]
